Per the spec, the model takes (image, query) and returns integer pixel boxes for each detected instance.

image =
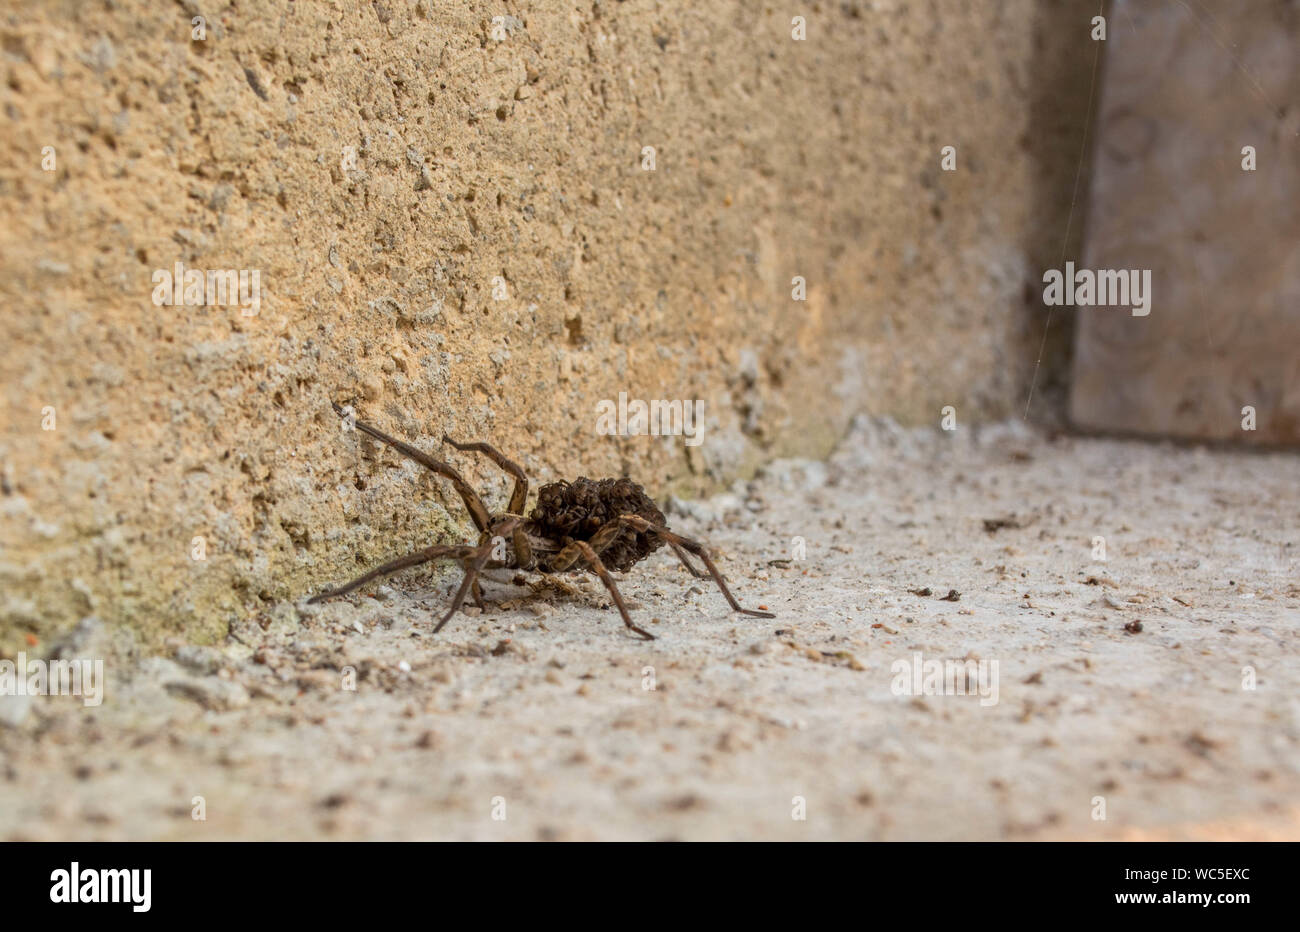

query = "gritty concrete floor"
[1,419,1297,841]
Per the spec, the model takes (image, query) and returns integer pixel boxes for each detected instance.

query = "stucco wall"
[0,0,1095,650]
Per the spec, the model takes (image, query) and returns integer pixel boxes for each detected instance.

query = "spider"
[308,403,774,639]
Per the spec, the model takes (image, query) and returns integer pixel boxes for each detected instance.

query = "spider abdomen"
[530,477,667,572]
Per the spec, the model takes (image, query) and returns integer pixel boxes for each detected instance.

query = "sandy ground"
[1,418,1297,841]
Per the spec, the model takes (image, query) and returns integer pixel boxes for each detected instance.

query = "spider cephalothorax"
[531,478,666,572]
[308,403,773,640]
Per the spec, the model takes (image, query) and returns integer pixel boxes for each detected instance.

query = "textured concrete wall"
[0,0,1095,651]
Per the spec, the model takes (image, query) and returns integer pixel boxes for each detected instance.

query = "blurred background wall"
[1071,0,1300,445]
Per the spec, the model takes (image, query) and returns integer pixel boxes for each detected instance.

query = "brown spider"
[307,403,774,639]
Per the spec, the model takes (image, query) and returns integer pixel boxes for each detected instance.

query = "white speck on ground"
[1,418,1296,840]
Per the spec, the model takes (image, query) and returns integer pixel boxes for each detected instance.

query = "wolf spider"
[308,404,774,639]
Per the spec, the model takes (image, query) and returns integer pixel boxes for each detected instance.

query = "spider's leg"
[331,403,490,532]
[548,540,655,640]
[308,543,478,603]
[431,561,481,633]
[667,541,710,578]
[441,436,529,515]
[471,578,486,610]
[433,517,521,633]
[613,514,775,619]
[441,435,534,567]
